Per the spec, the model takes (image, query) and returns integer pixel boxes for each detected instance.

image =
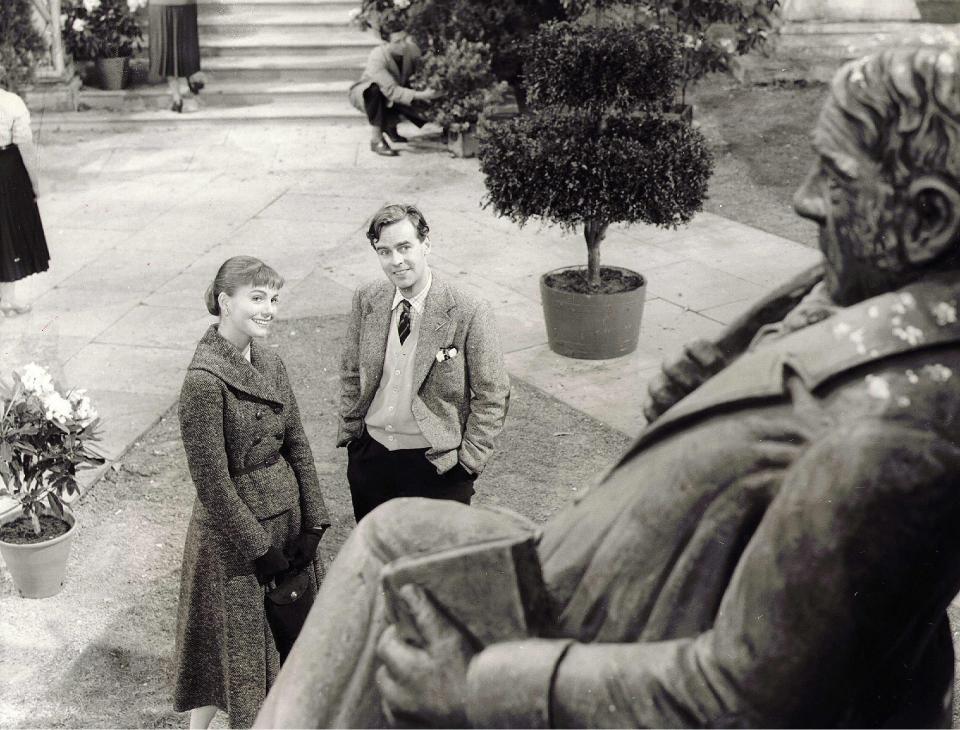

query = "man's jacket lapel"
[413,276,455,393]
[361,284,394,394]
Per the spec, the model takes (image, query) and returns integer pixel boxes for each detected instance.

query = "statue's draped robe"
[257,274,960,728]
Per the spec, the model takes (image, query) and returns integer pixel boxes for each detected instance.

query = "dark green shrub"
[413,39,508,131]
[0,0,45,93]
[405,0,565,103]
[353,0,411,34]
[480,109,712,240]
[523,21,681,111]
[564,0,781,102]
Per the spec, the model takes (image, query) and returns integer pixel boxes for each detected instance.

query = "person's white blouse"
[0,90,32,147]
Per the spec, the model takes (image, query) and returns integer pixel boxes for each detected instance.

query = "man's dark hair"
[366,204,430,246]
[378,17,406,41]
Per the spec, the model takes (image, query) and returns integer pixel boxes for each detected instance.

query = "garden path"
[0,120,821,506]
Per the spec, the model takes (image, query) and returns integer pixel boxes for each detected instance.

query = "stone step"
[78,79,352,110]
[200,53,366,82]
[772,21,960,75]
[197,27,377,56]
[778,20,947,34]
[197,6,355,25]
[197,0,356,5]
[36,100,365,129]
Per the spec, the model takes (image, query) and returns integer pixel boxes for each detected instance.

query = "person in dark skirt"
[148,0,204,113]
[0,86,49,316]
[174,256,331,729]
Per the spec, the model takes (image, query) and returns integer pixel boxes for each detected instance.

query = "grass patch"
[691,77,827,248]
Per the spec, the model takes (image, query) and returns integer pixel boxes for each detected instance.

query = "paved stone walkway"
[2,121,820,485]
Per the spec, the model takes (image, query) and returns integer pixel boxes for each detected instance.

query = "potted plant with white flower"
[412,39,508,158]
[61,0,146,90]
[0,363,104,598]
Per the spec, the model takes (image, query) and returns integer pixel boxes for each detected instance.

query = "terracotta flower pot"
[95,56,130,91]
[0,506,77,599]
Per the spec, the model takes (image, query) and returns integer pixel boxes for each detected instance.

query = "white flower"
[18,363,55,396]
[865,375,890,401]
[931,301,957,326]
[82,0,101,12]
[72,18,87,32]
[42,391,73,425]
[923,364,953,383]
[126,0,147,12]
[68,389,98,426]
[394,0,410,8]
[892,325,925,346]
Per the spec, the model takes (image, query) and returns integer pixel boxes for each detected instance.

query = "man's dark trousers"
[362,83,428,132]
[347,427,476,522]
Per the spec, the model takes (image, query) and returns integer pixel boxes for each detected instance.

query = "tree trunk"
[584,219,609,290]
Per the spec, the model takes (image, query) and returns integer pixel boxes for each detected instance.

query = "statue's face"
[793,96,903,306]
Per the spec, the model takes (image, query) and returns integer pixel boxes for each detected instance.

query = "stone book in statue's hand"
[380,534,552,648]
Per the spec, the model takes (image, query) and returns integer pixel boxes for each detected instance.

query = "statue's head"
[794,48,960,305]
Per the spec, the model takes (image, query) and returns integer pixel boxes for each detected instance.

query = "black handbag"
[265,568,316,664]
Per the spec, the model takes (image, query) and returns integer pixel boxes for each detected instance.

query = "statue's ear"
[903,175,960,265]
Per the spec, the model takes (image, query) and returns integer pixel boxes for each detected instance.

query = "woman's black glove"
[287,528,326,569]
[253,545,290,585]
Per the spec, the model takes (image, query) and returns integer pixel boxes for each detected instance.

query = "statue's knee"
[359,498,469,556]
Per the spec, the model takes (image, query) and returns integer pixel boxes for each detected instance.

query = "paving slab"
[1,121,824,489]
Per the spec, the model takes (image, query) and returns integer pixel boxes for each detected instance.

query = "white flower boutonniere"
[436,347,459,363]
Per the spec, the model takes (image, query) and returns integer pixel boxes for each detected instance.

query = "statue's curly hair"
[819,48,960,187]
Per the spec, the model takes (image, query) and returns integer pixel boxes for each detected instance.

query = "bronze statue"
[255,48,960,728]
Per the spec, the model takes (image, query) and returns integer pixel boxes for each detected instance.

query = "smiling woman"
[172,255,331,729]
[206,256,285,354]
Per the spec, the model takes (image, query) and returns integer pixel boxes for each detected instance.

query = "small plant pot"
[0,506,77,599]
[540,265,647,360]
[447,127,479,158]
[95,56,130,91]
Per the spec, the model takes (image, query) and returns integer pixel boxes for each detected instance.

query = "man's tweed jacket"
[337,273,510,476]
[347,40,420,114]
[174,325,329,728]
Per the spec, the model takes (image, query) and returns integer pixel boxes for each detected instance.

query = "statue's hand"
[376,584,476,728]
[643,339,727,423]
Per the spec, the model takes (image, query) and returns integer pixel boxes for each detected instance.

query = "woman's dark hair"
[205,256,285,316]
[366,203,430,246]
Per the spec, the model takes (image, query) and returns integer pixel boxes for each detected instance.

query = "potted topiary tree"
[479,21,713,359]
[0,364,103,598]
[413,39,508,158]
[61,0,145,90]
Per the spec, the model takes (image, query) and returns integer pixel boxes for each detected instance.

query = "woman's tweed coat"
[173,326,330,728]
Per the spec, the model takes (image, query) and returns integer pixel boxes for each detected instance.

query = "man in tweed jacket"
[337,203,510,521]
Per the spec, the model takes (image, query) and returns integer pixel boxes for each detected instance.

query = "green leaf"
[47,492,64,518]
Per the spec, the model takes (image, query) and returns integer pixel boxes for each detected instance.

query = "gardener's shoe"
[384,128,408,144]
[371,140,399,157]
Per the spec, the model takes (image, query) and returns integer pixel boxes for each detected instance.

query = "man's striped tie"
[398,299,412,344]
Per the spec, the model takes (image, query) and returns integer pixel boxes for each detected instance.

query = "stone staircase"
[37,0,375,125]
